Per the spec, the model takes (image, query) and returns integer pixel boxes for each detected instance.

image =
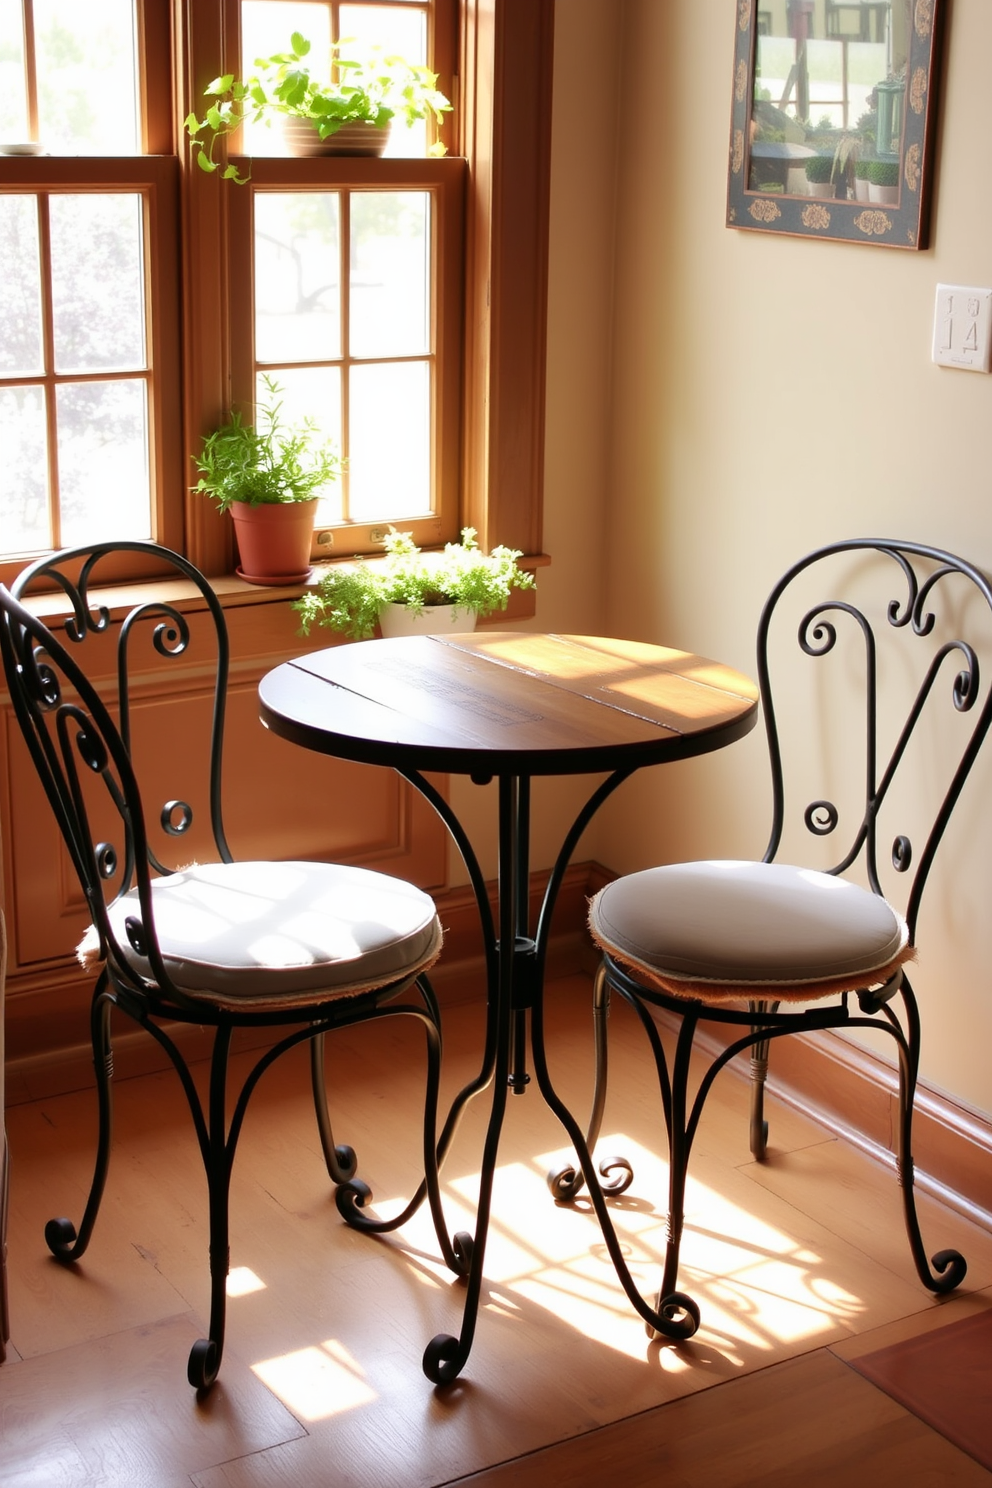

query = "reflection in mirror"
[727,0,943,249]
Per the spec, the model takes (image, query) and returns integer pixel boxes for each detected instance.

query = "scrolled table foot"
[423,1331,469,1385]
[645,1290,701,1342]
[598,1154,633,1195]
[547,1161,584,1201]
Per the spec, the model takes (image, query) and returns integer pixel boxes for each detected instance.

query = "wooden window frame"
[0,0,554,585]
[181,0,554,578]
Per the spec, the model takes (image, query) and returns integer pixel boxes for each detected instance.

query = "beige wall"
[537,0,992,1116]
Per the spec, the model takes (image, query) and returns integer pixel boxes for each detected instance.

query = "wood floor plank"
[442,1351,992,1488]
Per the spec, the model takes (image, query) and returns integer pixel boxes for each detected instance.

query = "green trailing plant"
[192,377,343,512]
[866,158,899,187]
[185,32,451,183]
[294,526,536,641]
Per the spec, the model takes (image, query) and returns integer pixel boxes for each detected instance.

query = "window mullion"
[34,194,62,549]
[340,188,352,523]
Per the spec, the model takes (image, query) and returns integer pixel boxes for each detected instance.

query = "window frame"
[0,0,554,586]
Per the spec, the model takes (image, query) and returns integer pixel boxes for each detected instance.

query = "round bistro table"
[259,630,759,1381]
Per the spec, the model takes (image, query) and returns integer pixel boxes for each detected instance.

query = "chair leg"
[188,1024,235,1391]
[747,1000,779,1161]
[45,978,115,1263]
[889,987,967,1295]
[310,1032,359,1184]
[547,960,633,1200]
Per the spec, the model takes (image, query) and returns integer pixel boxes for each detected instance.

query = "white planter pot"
[378,602,477,638]
[868,183,899,205]
[854,177,871,202]
[805,180,833,198]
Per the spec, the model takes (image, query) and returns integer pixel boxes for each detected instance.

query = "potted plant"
[192,377,343,585]
[185,32,451,182]
[803,153,835,198]
[293,526,535,640]
[866,157,899,205]
[854,156,873,202]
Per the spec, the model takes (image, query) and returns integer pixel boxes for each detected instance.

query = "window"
[0,0,553,585]
[223,0,464,558]
[0,0,180,585]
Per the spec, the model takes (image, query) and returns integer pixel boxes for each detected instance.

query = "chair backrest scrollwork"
[757,540,992,939]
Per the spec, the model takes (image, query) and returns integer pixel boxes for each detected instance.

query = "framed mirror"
[727,0,943,248]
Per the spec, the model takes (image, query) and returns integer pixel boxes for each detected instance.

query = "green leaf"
[290,31,310,57]
[205,74,234,96]
[194,151,217,173]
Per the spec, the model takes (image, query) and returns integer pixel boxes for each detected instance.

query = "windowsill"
[18,552,550,626]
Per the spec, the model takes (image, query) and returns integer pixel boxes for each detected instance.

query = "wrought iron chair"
[0,541,456,1389]
[571,539,992,1340]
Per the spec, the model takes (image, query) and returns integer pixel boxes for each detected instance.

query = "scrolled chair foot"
[423,1331,468,1385]
[645,1290,701,1342]
[334,1177,373,1225]
[187,1337,220,1391]
[929,1247,967,1293]
[45,1216,80,1261]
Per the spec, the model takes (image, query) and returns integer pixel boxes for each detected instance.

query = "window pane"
[56,379,150,544]
[255,192,341,363]
[339,4,428,158]
[241,2,332,158]
[0,196,44,376]
[349,361,429,521]
[34,0,140,155]
[50,194,146,373]
[256,367,343,521]
[0,386,49,554]
[350,192,429,359]
[0,0,28,142]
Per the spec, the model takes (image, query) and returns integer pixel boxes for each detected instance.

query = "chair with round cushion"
[579,540,992,1341]
[0,542,459,1390]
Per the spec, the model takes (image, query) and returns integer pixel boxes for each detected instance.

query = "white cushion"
[95,861,441,1010]
[589,860,910,1001]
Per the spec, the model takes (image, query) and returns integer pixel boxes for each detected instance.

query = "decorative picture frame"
[727,0,944,249]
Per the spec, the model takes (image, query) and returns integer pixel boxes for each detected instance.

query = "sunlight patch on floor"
[383,1133,867,1365]
[227,1265,267,1297]
[252,1338,377,1420]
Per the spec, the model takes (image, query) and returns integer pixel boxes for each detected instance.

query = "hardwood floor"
[3,974,991,1487]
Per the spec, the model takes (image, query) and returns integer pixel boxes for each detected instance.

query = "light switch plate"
[932,284,992,372]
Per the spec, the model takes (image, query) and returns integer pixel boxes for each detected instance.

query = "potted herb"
[192,377,343,585]
[293,527,535,640]
[866,157,899,205]
[185,32,451,182]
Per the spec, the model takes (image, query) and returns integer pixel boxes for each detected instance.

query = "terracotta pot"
[229,500,316,586]
[281,117,392,158]
[378,602,477,638]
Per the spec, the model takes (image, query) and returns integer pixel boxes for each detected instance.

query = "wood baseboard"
[3,860,610,1105]
[682,1015,992,1233]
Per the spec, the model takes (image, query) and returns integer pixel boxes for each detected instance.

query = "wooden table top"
[258,632,760,777]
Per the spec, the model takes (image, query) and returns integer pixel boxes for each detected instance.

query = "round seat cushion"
[81,861,442,1011]
[588,860,912,1004]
